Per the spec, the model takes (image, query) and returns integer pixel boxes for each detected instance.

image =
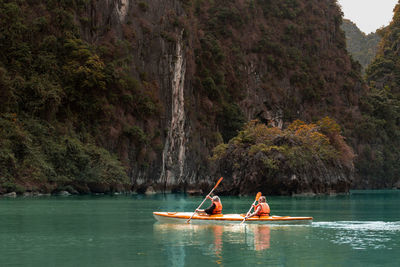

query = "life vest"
[255,203,270,216]
[212,201,223,214]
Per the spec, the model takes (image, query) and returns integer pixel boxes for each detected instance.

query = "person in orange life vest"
[245,196,270,219]
[195,196,223,215]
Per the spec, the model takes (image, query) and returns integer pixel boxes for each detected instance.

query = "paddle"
[240,192,262,225]
[186,177,223,223]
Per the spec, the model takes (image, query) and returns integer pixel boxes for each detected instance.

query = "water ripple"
[313,221,400,250]
[314,221,400,231]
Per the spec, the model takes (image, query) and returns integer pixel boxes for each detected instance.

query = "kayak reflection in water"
[153,223,272,254]
[212,225,223,263]
[195,196,223,215]
[253,225,271,251]
[245,196,270,219]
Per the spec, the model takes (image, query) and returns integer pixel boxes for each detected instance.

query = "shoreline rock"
[57,191,71,196]
[3,192,17,198]
[394,180,400,189]
[144,186,156,195]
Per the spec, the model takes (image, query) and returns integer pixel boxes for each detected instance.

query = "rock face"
[216,154,352,195]
[72,0,362,193]
[72,0,363,194]
[0,0,365,195]
[69,0,195,191]
[159,32,188,190]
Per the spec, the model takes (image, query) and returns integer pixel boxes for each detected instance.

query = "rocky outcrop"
[210,120,354,195]
[3,192,17,198]
[215,152,352,196]
[57,191,71,196]
[0,0,366,195]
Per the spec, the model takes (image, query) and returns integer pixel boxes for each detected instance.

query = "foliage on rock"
[211,118,354,195]
[341,19,381,72]
[0,0,162,193]
[212,118,353,168]
[355,3,400,188]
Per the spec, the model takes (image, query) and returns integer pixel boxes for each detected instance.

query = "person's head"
[258,196,266,203]
[212,196,220,202]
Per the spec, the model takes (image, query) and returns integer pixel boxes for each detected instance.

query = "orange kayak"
[153,212,313,224]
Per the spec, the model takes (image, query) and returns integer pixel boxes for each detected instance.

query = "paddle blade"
[213,177,223,190]
[255,192,262,201]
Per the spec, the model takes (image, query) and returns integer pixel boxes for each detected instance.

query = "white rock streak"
[115,0,129,22]
[160,32,186,187]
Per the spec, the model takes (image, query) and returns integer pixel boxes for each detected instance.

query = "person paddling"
[245,196,270,219]
[196,196,222,215]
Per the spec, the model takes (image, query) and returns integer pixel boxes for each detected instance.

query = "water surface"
[1,190,399,266]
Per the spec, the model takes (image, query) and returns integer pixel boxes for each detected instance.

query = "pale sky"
[337,0,398,34]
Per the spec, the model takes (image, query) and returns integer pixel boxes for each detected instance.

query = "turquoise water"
[0,191,399,266]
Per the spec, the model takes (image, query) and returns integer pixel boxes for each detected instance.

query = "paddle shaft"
[240,199,258,224]
[186,179,222,223]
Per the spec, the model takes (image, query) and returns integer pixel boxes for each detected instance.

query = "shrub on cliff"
[213,118,353,165]
[211,118,354,194]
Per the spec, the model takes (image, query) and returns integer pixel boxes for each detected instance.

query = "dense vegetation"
[0,1,161,194]
[211,117,354,195]
[355,3,400,188]
[212,117,353,167]
[341,19,381,71]
[353,89,400,187]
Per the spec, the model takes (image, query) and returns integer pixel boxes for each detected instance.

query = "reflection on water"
[154,223,275,266]
[253,225,270,251]
[154,223,313,266]
[155,224,273,253]
[213,225,223,263]
[153,223,248,246]
[154,220,400,265]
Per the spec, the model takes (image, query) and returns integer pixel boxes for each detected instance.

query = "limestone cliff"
[79,0,362,193]
[0,0,365,195]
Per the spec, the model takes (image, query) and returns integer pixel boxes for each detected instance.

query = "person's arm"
[246,206,261,219]
[204,203,216,215]
[196,196,213,213]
